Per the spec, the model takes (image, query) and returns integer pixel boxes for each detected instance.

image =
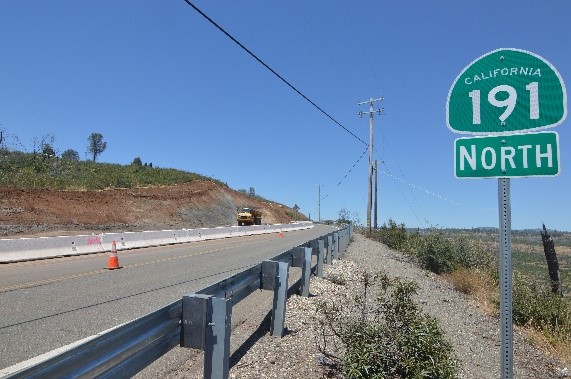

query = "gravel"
[151,233,570,378]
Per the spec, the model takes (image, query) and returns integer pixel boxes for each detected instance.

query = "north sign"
[447,48,567,135]
[455,131,560,178]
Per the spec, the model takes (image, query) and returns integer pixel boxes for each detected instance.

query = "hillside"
[0,180,306,238]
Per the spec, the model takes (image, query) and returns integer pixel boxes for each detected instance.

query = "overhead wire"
[339,1,428,224]
[380,168,470,211]
[290,1,369,206]
[381,164,429,226]
[184,1,464,225]
[377,126,470,212]
[320,147,369,201]
[339,1,461,223]
[377,127,425,214]
[182,0,367,146]
[342,0,382,90]
[291,0,360,102]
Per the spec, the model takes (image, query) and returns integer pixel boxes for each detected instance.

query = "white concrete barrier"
[0,222,314,263]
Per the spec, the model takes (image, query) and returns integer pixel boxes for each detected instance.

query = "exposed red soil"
[0,180,305,238]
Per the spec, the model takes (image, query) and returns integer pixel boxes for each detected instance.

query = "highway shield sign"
[447,48,567,135]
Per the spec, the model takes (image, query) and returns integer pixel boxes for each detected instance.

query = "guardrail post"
[261,260,290,337]
[291,247,312,297]
[333,232,339,260]
[310,239,325,278]
[341,228,348,253]
[326,235,333,264]
[182,294,231,379]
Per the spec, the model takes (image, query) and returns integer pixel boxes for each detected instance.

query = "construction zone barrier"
[0,222,314,263]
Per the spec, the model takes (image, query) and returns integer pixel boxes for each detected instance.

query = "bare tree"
[87,133,107,162]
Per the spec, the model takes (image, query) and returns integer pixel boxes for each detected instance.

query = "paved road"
[0,224,336,370]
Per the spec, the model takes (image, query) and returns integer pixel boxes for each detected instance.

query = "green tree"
[248,187,256,197]
[132,157,143,166]
[41,144,56,159]
[61,149,80,161]
[87,133,107,162]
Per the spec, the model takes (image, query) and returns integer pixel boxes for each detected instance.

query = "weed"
[327,273,347,286]
[318,271,459,378]
[445,268,482,295]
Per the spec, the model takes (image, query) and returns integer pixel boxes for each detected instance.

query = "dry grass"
[443,268,497,316]
[444,267,571,367]
[518,327,571,366]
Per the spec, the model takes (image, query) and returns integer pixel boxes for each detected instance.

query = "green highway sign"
[455,131,560,178]
[447,48,567,135]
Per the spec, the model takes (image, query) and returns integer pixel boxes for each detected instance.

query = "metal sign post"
[498,178,513,379]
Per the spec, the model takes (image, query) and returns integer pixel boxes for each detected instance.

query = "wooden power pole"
[358,97,383,234]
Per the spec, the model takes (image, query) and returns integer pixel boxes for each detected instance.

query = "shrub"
[369,222,495,276]
[318,272,459,378]
[416,231,457,274]
[371,219,409,251]
[414,232,494,275]
[512,272,571,337]
[452,235,494,271]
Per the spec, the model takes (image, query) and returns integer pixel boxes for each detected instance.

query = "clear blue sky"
[1,1,570,230]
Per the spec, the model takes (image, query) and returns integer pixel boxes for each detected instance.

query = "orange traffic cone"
[278,230,284,238]
[106,241,122,270]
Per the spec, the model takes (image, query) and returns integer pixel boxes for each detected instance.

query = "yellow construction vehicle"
[237,207,262,226]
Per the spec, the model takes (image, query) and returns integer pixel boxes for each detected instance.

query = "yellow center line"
[0,238,272,293]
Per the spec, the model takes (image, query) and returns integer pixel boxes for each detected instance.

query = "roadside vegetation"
[369,219,571,363]
[0,146,226,190]
[319,271,459,378]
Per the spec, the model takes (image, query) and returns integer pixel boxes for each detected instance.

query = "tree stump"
[540,223,562,296]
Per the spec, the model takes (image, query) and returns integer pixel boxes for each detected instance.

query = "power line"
[320,146,369,201]
[381,164,430,227]
[342,0,382,90]
[182,0,367,146]
[291,0,360,102]
[377,126,424,214]
[380,168,470,211]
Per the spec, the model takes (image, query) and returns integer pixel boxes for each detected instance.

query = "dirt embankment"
[0,180,305,238]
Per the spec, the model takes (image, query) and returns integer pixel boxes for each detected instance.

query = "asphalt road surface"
[0,224,336,371]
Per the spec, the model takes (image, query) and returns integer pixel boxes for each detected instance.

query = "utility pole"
[374,160,378,229]
[358,96,383,235]
[318,185,321,222]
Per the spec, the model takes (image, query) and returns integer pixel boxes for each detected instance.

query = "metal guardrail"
[2,224,352,379]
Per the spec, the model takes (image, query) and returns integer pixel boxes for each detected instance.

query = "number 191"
[468,82,539,125]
